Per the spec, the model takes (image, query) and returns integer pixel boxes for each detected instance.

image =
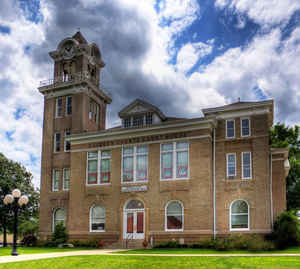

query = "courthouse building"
[38,32,290,247]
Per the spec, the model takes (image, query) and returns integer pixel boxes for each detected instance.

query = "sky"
[1,0,300,188]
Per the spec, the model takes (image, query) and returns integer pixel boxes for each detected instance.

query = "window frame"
[242,152,252,180]
[52,169,60,192]
[160,141,189,181]
[89,205,105,232]
[165,200,184,232]
[64,129,71,152]
[226,119,235,139]
[54,132,61,153]
[63,168,70,191]
[65,96,72,116]
[240,118,251,137]
[226,153,236,178]
[55,97,63,118]
[86,150,112,186]
[121,145,149,184]
[229,200,250,231]
[53,208,66,232]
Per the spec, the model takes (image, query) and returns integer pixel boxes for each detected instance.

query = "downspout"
[213,128,216,240]
[270,151,273,229]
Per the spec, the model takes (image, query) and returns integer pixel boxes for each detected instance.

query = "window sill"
[86,183,111,186]
[121,181,148,185]
[89,230,106,233]
[230,228,249,232]
[160,178,189,181]
[165,229,184,232]
[224,178,253,182]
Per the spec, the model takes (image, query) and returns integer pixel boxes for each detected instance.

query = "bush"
[68,239,102,248]
[51,223,69,245]
[21,234,38,247]
[19,219,39,237]
[272,211,300,249]
[154,240,179,248]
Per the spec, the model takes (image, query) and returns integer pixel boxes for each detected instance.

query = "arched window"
[125,200,144,210]
[230,200,249,230]
[53,208,66,231]
[165,201,184,231]
[90,205,105,232]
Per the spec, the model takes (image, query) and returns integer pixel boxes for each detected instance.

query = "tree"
[0,153,39,247]
[270,123,300,210]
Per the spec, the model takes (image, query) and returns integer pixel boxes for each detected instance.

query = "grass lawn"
[120,247,300,254]
[0,247,92,256]
[0,255,300,269]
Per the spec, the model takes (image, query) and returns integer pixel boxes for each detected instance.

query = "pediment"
[127,104,151,114]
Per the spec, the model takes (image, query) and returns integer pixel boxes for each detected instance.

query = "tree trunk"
[3,224,7,247]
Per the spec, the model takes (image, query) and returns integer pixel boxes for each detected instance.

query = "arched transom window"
[53,208,66,231]
[165,201,183,231]
[125,200,144,210]
[230,200,249,230]
[90,205,105,232]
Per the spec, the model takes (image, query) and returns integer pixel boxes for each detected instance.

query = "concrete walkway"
[1,250,300,264]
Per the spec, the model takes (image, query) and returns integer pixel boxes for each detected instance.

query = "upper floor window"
[63,168,70,190]
[242,152,252,179]
[54,132,60,152]
[132,115,144,127]
[145,113,153,125]
[122,113,154,128]
[226,153,236,178]
[53,208,66,231]
[226,119,235,138]
[241,118,250,137]
[64,129,71,152]
[56,97,62,118]
[230,200,249,231]
[52,169,60,191]
[87,150,111,185]
[66,96,72,115]
[90,205,105,232]
[89,100,100,124]
[124,118,131,128]
[161,141,189,180]
[165,201,184,231]
[122,145,148,183]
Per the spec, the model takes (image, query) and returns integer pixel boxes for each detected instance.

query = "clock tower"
[38,32,111,238]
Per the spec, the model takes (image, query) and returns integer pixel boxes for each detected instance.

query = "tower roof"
[72,31,88,44]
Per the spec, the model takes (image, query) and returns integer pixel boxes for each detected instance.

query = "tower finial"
[238,97,241,102]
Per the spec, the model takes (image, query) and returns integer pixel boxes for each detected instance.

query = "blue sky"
[1,0,300,187]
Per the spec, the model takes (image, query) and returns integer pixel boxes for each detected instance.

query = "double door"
[124,210,144,239]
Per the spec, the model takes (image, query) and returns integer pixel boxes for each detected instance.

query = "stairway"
[106,239,144,249]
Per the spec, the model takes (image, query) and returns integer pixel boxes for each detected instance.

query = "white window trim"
[86,151,112,186]
[63,168,70,191]
[160,141,189,181]
[229,200,250,231]
[65,96,72,116]
[226,119,235,139]
[53,208,66,232]
[121,145,149,184]
[64,130,70,152]
[89,205,106,232]
[52,169,59,192]
[240,117,251,137]
[226,153,236,177]
[242,152,252,179]
[165,200,184,232]
[55,97,62,118]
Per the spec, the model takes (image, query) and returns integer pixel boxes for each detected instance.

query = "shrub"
[51,223,69,245]
[21,234,37,246]
[272,211,300,249]
[154,240,179,248]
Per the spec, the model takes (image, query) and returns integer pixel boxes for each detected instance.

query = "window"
[226,119,235,138]
[230,200,249,230]
[89,102,93,120]
[64,129,70,152]
[122,146,148,183]
[165,201,184,231]
[66,96,72,115]
[161,141,189,180]
[89,100,100,123]
[54,132,60,152]
[145,113,153,125]
[53,208,66,231]
[132,115,144,127]
[63,168,70,190]
[90,205,105,232]
[226,153,236,178]
[241,118,250,137]
[87,151,111,185]
[124,118,131,128]
[242,152,252,179]
[96,104,100,124]
[56,97,62,117]
[52,169,60,191]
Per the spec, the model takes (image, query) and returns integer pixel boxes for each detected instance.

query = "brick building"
[38,32,290,246]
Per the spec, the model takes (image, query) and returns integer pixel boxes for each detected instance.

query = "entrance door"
[124,200,144,239]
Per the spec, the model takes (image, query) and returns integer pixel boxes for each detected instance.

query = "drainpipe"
[213,128,216,240]
[270,151,273,229]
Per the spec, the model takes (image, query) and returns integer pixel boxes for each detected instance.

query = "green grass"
[120,246,300,254]
[0,247,92,256]
[1,256,300,269]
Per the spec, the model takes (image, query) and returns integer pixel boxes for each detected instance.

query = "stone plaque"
[121,185,147,193]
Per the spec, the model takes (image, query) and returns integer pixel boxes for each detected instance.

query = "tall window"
[54,132,60,152]
[226,119,235,138]
[89,100,100,123]
[241,118,250,137]
[87,151,111,185]
[124,118,131,128]
[53,208,66,231]
[230,200,249,230]
[66,96,72,115]
[64,129,70,152]
[242,152,252,179]
[132,115,144,127]
[122,145,148,183]
[226,153,236,178]
[90,205,105,232]
[56,97,62,117]
[52,169,60,191]
[161,141,189,180]
[63,168,70,190]
[165,201,184,231]
[145,113,153,125]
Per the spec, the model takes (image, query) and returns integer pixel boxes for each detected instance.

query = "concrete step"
[106,239,145,249]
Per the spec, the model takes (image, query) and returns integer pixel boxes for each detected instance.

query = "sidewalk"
[1,250,300,264]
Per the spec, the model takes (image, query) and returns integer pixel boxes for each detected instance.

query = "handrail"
[125,232,134,249]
